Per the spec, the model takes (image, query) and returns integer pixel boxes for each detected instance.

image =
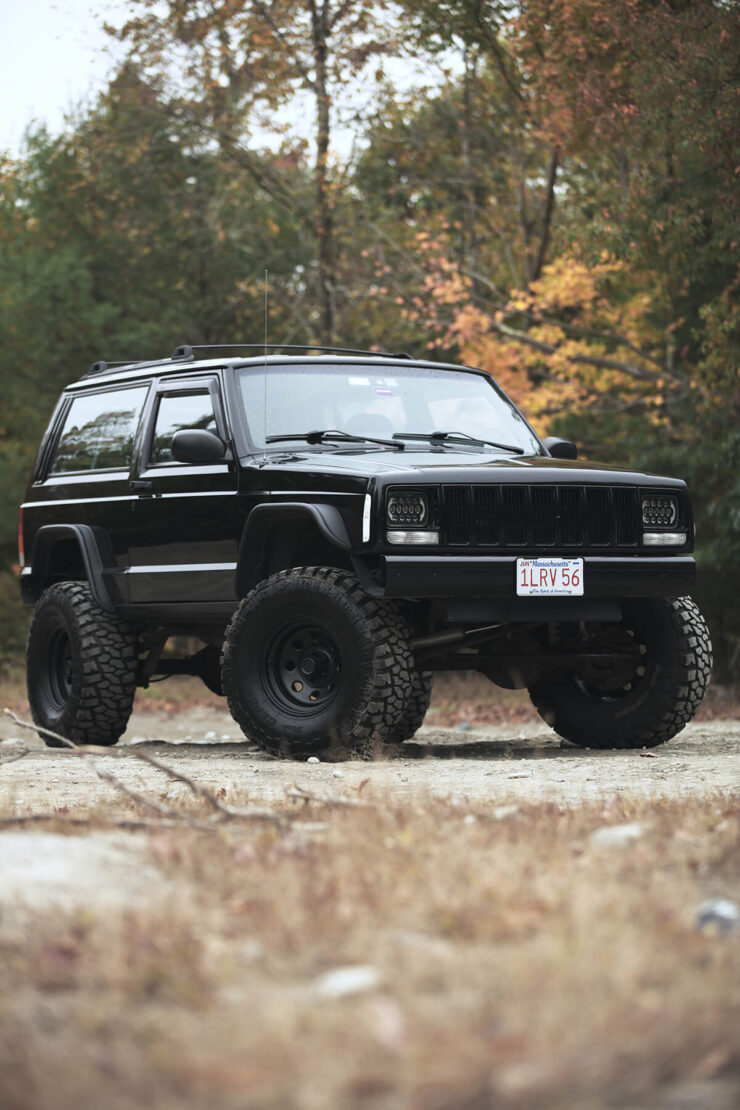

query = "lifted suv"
[19,343,712,759]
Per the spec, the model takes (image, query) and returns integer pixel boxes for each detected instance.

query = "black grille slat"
[445,486,470,545]
[437,483,640,550]
[531,487,557,545]
[559,486,583,546]
[585,488,613,546]
[501,486,528,545]
[474,487,499,545]
[613,487,639,546]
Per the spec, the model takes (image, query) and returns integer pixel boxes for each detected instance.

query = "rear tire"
[27,582,139,747]
[222,567,413,760]
[528,596,711,749]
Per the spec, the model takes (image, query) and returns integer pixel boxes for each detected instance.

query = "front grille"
[440,484,640,550]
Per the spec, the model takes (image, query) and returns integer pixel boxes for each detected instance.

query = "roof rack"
[171,343,413,361]
[82,343,413,381]
[83,349,193,379]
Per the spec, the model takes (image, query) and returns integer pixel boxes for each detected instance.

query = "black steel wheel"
[528,596,712,749]
[27,582,139,747]
[222,567,414,759]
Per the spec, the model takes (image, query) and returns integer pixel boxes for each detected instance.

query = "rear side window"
[150,391,218,464]
[50,386,149,474]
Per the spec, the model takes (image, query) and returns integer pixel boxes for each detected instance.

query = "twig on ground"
[2,708,287,828]
[0,813,215,831]
[286,784,370,809]
[0,743,32,767]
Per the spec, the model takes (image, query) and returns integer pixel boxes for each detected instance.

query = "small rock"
[332,769,344,779]
[589,822,645,848]
[367,995,405,1048]
[307,756,321,764]
[463,814,477,826]
[696,898,740,937]
[492,804,520,820]
[457,721,472,732]
[239,939,265,964]
[314,965,381,999]
[507,771,531,780]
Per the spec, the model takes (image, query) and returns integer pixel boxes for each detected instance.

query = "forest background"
[1,0,738,676]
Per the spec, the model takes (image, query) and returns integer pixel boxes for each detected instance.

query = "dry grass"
[0,792,738,1110]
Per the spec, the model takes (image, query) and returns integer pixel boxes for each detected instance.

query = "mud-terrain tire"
[390,670,434,742]
[528,596,711,749]
[222,567,413,760]
[27,582,139,747]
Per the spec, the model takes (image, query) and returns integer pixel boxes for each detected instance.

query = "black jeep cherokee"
[19,343,712,759]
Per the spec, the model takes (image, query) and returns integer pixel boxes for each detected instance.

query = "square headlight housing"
[641,494,679,529]
[386,488,439,545]
[387,490,429,527]
[641,491,687,547]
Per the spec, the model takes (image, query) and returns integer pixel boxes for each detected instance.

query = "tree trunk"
[531,146,559,283]
[310,1,335,345]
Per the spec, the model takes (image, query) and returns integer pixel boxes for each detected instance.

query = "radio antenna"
[262,268,268,464]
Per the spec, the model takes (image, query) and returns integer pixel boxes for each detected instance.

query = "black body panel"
[20,353,697,632]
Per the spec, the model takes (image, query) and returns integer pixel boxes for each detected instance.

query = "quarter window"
[150,391,219,464]
[50,386,148,474]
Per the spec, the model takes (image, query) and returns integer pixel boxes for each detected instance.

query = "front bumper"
[376,554,695,600]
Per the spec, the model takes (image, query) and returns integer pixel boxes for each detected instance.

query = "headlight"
[387,490,429,526]
[641,494,678,529]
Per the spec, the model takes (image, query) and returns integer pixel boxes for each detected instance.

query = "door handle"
[130,479,154,493]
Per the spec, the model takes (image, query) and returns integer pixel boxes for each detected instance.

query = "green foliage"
[0,0,738,670]
[0,569,29,675]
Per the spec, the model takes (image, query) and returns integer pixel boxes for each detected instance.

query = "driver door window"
[150,391,218,465]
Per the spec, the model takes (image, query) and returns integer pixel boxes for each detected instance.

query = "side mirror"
[171,429,227,464]
[543,436,578,460]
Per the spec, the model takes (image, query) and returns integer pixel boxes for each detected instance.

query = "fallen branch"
[0,813,215,831]
[2,709,286,828]
[286,784,370,810]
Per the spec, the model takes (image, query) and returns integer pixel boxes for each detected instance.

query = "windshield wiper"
[266,429,405,451]
[393,430,524,455]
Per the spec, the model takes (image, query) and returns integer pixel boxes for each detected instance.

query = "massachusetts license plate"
[516,557,584,596]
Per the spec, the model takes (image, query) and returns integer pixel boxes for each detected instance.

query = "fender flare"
[27,524,115,612]
[237,502,352,595]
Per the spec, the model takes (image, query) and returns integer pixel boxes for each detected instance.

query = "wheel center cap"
[300,648,332,681]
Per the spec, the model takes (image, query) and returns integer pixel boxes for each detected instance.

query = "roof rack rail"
[83,347,195,379]
[171,343,413,361]
[83,343,413,382]
[85,359,142,378]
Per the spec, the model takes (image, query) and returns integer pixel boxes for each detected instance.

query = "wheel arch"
[24,524,115,612]
[236,503,353,596]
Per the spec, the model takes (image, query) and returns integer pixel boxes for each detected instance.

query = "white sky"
[0,0,447,158]
[0,0,129,154]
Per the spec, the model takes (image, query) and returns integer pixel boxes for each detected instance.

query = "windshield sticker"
[348,377,370,386]
[374,387,395,397]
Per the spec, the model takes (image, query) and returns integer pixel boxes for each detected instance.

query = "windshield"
[236,363,542,455]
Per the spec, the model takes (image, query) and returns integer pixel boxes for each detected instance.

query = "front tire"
[528,596,712,749]
[27,582,139,747]
[222,567,414,759]
[390,670,434,742]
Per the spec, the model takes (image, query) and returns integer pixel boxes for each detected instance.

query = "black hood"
[242,448,687,491]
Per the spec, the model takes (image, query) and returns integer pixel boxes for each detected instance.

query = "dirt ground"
[2,702,739,815]
[2,682,739,1110]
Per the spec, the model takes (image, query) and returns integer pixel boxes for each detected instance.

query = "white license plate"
[516,557,584,596]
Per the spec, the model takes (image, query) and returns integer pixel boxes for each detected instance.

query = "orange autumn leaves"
[405,244,669,432]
